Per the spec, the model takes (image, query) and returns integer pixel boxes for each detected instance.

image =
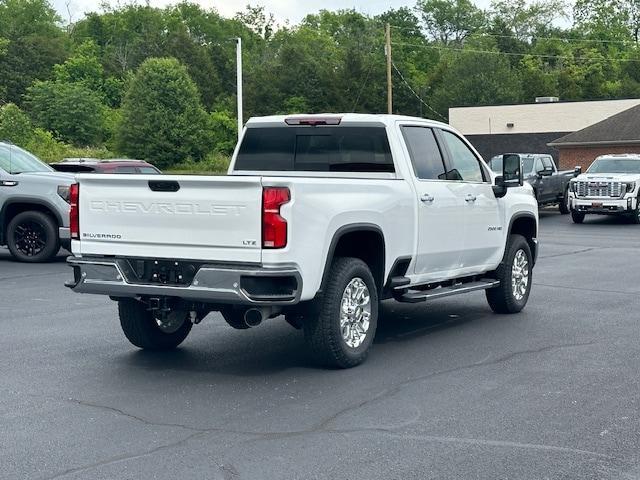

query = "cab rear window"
[235,126,394,172]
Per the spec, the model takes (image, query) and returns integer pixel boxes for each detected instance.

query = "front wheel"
[303,257,378,368]
[118,299,192,350]
[559,187,570,214]
[7,211,59,262]
[486,234,532,314]
[630,198,640,224]
[571,210,585,224]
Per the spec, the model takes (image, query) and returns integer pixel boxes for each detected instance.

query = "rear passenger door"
[438,129,504,271]
[400,125,466,279]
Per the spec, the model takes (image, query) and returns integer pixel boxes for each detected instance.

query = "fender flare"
[318,223,386,294]
[0,198,64,244]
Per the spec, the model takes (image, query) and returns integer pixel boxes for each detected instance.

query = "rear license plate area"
[120,259,201,286]
[591,202,603,208]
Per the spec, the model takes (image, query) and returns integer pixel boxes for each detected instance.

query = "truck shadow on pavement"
[114,299,489,377]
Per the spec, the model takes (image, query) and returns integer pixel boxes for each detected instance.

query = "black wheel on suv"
[559,186,570,214]
[630,197,640,224]
[118,299,192,350]
[571,210,585,224]
[303,257,378,368]
[486,234,533,314]
[7,211,59,263]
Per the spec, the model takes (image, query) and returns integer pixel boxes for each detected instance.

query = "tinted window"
[441,131,484,182]
[235,126,394,172]
[401,126,446,180]
[114,166,138,174]
[542,156,554,169]
[522,157,535,173]
[138,166,160,174]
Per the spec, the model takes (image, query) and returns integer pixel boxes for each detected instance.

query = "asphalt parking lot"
[2,211,640,480]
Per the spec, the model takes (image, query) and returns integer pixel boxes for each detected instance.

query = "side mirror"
[537,166,553,177]
[573,165,582,177]
[503,154,523,187]
[492,175,507,198]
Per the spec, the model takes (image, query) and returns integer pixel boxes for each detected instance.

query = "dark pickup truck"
[489,153,581,213]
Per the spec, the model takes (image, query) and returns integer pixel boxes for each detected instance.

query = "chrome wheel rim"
[340,277,371,349]
[155,311,186,334]
[511,249,529,301]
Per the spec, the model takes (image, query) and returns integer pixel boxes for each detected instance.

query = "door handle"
[465,194,477,202]
[0,180,18,187]
[420,194,434,203]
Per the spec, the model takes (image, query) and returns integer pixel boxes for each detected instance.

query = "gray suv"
[0,142,74,262]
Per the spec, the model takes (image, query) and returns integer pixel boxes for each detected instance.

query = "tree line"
[0,0,639,170]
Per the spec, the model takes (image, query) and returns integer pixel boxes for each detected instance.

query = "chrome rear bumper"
[66,256,302,305]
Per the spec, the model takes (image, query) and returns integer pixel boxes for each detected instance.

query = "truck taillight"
[262,187,290,249]
[69,183,79,240]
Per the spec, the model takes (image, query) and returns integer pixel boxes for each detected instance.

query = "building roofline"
[450,97,640,110]
[548,139,640,148]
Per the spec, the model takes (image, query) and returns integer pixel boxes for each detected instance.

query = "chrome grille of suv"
[575,181,624,198]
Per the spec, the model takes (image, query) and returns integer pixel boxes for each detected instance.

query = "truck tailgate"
[75,175,263,263]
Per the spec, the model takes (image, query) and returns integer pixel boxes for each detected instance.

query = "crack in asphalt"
[534,283,640,296]
[43,340,600,479]
[538,247,598,259]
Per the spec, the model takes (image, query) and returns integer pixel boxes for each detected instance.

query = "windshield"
[0,143,52,174]
[587,158,640,174]
[489,155,535,174]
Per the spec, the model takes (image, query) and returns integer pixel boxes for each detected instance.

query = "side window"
[542,156,554,170]
[440,130,485,182]
[534,157,544,172]
[401,126,446,180]
[114,166,138,174]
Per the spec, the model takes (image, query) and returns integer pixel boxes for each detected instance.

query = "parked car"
[0,142,74,262]
[488,153,580,213]
[568,154,640,224]
[50,158,161,174]
[66,114,538,368]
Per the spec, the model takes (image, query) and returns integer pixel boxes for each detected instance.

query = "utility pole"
[236,37,243,142]
[385,23,393,114]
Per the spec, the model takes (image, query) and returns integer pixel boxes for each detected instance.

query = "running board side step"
[396,279,500,303]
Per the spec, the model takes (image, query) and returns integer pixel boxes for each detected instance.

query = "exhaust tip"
[244,308,263,328]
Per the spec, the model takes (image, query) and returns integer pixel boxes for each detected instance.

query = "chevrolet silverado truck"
[0,141,74,262]
[568,154,640,224]
[66,114,539,368]
[488,153,580,214]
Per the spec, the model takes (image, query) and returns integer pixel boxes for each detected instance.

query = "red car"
[50,158,161,174]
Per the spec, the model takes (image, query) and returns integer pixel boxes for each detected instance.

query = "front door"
[438,129,504,271]
[400,125,466,280]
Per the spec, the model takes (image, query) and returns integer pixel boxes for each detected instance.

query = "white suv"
[568,154,640,224]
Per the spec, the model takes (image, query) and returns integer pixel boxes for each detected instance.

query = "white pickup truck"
[66,114,539,368]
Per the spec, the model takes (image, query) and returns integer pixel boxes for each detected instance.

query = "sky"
[53,0,492,25]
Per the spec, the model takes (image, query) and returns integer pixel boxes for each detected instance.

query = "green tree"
[0,0,67,104]
[116,57,213,168]
[0,103,34,145]
[415,0,486,44]
[26,81,105,145]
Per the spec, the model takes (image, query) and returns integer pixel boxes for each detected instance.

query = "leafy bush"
[168,152,230,174]
[116,57,214,169]
[25,80,105,145]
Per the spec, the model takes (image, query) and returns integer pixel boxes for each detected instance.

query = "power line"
[391,62,447,121]
[391,41,640,63]
[387,23,638,46]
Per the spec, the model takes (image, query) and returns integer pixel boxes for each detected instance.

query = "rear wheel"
[303,257,378,368]
[559,187,570,214]
[571,210,585,224]
[118,299,192,350]
[486,234,532,314]
[7,211,59,263]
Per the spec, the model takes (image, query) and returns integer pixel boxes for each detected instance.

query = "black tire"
[220,306,250,330]
[559,187,570,214]
[118,299,192,350]
[7,211,59,263]
[630,198,640,224]
[486,234,532,314]
[303,257,378,368]
[571,210,585,224]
